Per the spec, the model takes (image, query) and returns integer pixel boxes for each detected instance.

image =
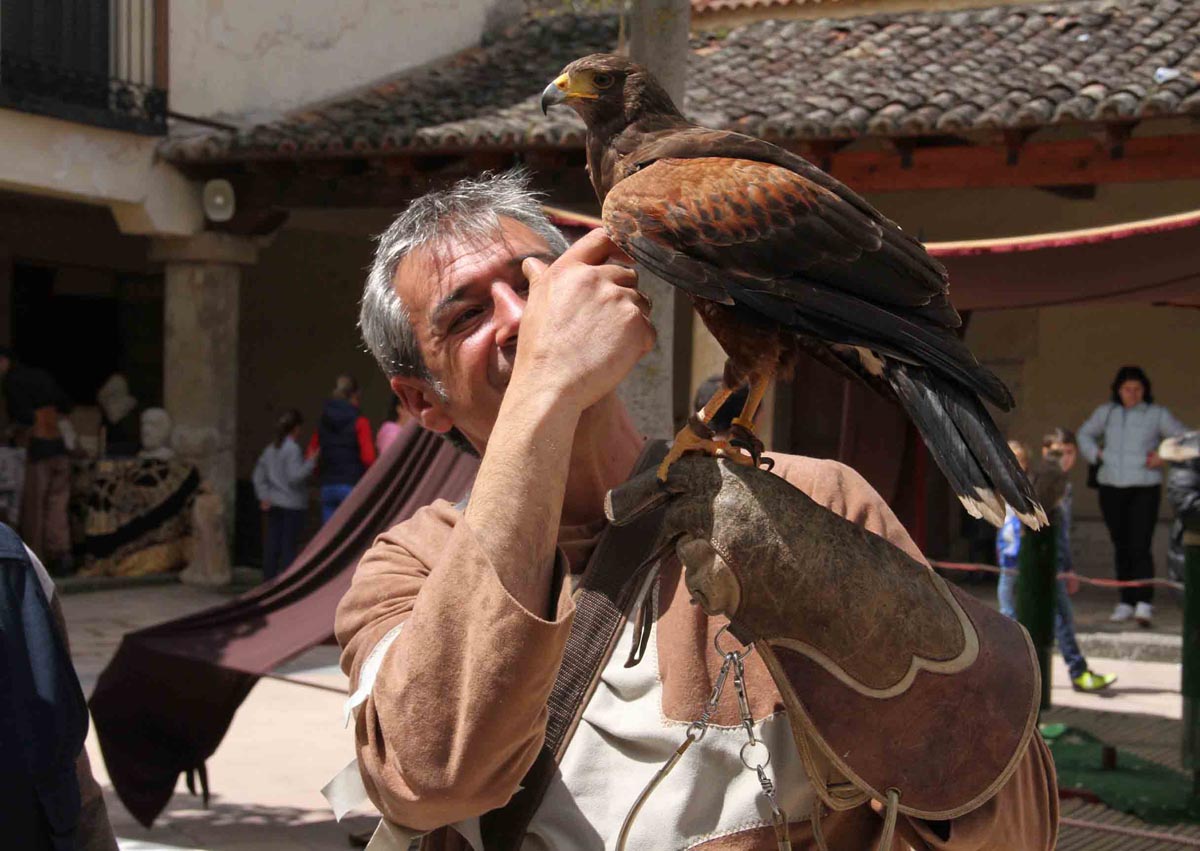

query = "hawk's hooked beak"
[540,74,570,114]
[540,72,597,114]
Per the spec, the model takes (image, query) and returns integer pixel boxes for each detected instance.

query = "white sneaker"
[1135,602,1153,627]
[1111,603,1135,622]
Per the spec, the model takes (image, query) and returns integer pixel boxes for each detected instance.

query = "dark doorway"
[11,262,162,409]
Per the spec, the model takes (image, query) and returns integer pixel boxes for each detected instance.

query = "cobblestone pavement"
[64,584,376,850]
[63,577,1195,850]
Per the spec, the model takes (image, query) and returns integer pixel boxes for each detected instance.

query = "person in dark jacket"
[0,348,74,573]
[1162,431,1200,587]
[0,522,118,850]
[1078,365,1187,627]
[308,375,377,522]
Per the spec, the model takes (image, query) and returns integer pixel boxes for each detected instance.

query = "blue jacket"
[1079,401,1186,488]
[252,437,316,510]
[996,507,1022,569]
[0,523,88,850]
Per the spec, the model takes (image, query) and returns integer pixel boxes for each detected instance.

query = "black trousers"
[263,507,306,581]
[1098,484,1161,605]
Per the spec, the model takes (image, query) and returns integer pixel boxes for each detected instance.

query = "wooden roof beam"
[810,133,1200,193]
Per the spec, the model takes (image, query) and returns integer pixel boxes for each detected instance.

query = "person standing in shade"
[1040,428,1116,693]
[996,440,1029,620]
[997,436,1115,692]
[253,409,318,581]
[0,348,74,575]
[376,396,409,457]
[1079,365,1187,627]
[0,523,119,851]
[1161,431,1200,589]
[309,376,376,522]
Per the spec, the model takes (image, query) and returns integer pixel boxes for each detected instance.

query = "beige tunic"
[336,452,1058,850]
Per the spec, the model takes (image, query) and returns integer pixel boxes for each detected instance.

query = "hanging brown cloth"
[88,421,479,827]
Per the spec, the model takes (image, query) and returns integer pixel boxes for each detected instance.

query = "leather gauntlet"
[606,456,1039,821]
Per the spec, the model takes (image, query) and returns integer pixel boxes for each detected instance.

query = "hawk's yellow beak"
[540,73,597,114]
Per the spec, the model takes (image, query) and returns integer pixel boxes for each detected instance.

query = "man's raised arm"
[335,230,654,831]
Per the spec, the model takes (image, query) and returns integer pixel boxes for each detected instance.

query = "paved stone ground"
[66,583,378,851]
[63,575,1196,850]
[958,575,1184,663]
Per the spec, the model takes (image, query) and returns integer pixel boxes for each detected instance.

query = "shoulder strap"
[478,439,669,851]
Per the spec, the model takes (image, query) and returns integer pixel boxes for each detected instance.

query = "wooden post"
[620,0,692,436]
[628,0,690,109]
[1016,521,1057,711]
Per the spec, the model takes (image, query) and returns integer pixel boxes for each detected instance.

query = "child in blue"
[997,435,1116,693]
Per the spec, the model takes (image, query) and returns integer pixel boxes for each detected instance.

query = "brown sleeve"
[334,501,576,832]
[898,734,1059,850]
[767,454,925,562]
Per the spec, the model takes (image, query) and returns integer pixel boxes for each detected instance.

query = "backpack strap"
[477,439,670,851]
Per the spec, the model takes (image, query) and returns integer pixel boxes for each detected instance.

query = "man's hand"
[514,229,655,414]
[463,229,653,616]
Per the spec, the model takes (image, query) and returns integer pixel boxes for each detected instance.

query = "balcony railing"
[0,0,167,135]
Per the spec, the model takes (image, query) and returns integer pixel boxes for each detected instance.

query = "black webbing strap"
[478,439,669,850]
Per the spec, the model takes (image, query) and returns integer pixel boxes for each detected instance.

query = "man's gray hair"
[360,168,570,383]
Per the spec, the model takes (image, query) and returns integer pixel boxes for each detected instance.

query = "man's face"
[390,218,556,449]
[1118,379,1145,408]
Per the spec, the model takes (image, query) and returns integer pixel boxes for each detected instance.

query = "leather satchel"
[605,456,1039,823]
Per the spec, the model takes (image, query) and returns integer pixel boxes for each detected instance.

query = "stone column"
[622,0,692,439]
[150,234,257,528]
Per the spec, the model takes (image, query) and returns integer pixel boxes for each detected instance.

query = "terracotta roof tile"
[161,0,1200,164]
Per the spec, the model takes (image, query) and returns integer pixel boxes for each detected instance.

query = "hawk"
[542,54,1044,528]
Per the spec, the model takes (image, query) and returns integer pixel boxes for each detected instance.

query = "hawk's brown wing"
[602,155,1011,408]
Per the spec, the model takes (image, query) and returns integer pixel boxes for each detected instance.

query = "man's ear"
[390,376,454,434]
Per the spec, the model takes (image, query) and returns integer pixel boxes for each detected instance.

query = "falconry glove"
[606,456,1039,826]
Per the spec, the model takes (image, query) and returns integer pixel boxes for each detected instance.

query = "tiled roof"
[161,0,1200,164]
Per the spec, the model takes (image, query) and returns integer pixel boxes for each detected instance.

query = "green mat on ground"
[1044,724,1200,824]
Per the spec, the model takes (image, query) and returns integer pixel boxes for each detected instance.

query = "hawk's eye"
[593,72,614,89]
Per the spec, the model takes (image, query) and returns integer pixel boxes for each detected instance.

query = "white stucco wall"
[168,0,508,120]
[0,110,202,236]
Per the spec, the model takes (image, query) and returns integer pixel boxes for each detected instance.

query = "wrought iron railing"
[0,0,167,134]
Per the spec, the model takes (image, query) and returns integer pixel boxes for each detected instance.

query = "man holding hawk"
[336,56,1056,851]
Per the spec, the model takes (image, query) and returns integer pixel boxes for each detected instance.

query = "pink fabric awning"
[544,206,1200,311]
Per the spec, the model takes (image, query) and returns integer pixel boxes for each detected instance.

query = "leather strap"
[478,439,669,851]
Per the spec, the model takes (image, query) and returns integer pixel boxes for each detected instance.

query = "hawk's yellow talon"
[657,427,753,481]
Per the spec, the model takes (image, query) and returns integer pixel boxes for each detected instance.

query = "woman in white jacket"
[252,409,318,580]
[1079,365,1187,626]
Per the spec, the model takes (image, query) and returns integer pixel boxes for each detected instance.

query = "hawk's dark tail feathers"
[886,364,1047,530]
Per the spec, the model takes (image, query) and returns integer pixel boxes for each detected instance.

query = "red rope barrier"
[931,560,1185,592]
[1059,816,1200,847]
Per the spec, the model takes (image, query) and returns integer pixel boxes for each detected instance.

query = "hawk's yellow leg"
[728,375,771,467]
[657,382,755,481]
